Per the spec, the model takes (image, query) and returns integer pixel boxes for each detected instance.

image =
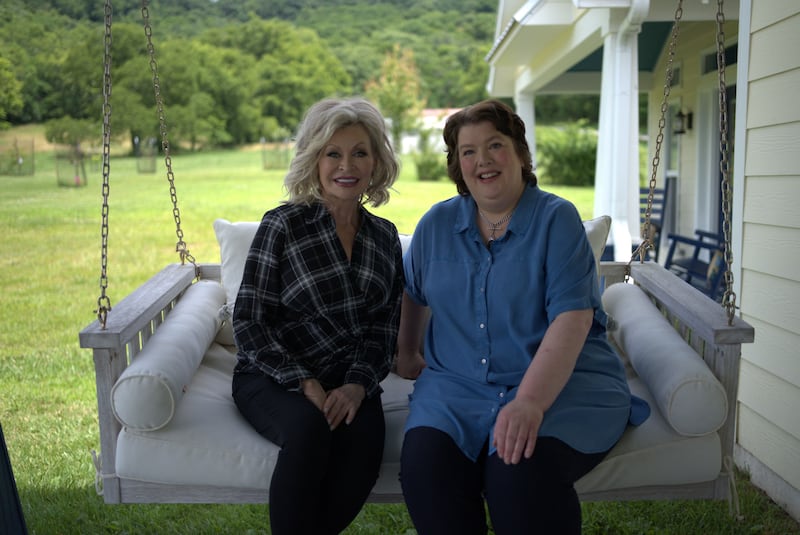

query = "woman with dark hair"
[396,99,641,534]
[232,97,403,535]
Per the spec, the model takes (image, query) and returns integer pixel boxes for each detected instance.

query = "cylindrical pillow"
[602,282,728,436]
[111,280,225,431]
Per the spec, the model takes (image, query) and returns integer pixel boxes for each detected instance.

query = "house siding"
[735,0,800,520]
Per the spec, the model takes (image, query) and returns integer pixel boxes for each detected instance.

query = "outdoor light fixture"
[674,110,693,135]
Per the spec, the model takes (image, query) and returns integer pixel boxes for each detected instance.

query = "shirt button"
[499,391,505,398]
[480,358,487,365]
[479,323,485,329]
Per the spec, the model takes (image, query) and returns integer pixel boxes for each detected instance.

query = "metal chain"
[141,0,197,270]
[626,0,683,282]
[716,0,737,324]
[96,0,114,328]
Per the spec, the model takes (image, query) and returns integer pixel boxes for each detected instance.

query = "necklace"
[478,210,513,241]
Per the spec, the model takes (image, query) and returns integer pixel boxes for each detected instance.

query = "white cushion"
[602,282,728,436]
[212,219,260,345]
[116,348,722,495]
[110,280,225,431]
[582,215,611,272]
[576,377,721,493]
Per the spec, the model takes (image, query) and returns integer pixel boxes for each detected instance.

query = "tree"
[0,56,23,128]
[365,44,425,151]
[44,116,100,157]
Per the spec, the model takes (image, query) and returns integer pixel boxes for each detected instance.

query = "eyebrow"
[458,134,503,151]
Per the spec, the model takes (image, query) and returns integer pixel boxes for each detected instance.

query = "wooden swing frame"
[81,0,754,508]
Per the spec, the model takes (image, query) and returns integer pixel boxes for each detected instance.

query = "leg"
[232,372,331,535]
[317,394,386,534]
[484,437,608,535]
[400,426,488,535]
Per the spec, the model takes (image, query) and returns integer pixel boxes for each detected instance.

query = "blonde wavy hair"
[284,97,399,207]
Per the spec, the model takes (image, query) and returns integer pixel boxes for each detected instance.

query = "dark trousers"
[233,372,385,535]
[400,426,608,535]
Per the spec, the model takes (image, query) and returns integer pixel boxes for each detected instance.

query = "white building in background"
[400,108,462,155]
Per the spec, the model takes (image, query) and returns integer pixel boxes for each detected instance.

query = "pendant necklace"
[478,209,513,242]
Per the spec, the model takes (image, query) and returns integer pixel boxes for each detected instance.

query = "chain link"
[716,0,737,324]
[96,0,114,328]
[141,1,197,271]
[626,1,683,282]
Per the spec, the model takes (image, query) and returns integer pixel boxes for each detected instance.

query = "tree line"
[0,0,496,150]
[1,0,603,153]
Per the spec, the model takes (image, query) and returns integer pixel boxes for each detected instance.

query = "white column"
[515,93,537,171]
[595,2,648,261]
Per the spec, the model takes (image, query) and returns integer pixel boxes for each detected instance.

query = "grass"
[1,130,798,534]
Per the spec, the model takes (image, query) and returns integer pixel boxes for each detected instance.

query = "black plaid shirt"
[232,202,403,397]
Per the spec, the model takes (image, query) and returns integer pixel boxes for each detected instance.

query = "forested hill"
[1,0,497,144]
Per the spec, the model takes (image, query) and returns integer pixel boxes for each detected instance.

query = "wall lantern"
[674,110,693,135]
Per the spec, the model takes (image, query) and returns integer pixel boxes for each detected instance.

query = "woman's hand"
[396,351,426,379]
[492,396,545,465]
[301,378,327,412]
[324,383,366,430]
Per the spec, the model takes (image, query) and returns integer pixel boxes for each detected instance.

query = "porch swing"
[79,0,754,509]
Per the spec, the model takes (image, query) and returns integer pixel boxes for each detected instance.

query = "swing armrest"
[79,264,199,350]
[627,262,752,345]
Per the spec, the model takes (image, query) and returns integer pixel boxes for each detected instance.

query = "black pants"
[232,372,385,535]
[400,426,609,535]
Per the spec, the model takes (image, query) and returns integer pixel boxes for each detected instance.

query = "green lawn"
[0,143,797,534]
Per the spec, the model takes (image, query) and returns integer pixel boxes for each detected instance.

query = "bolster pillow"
[603,282,728,436]
[110,280,225,431]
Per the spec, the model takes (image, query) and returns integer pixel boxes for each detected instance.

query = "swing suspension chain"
[716,0,737,324]
[141,1,197,270]
[626,0,683,282]
[96,0,114,329]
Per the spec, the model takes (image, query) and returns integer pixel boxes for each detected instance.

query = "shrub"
[414,127,447,182]
[536,121,597,186]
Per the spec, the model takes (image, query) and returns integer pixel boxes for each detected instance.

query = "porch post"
[515,93,537,171]
[594,2,648,260]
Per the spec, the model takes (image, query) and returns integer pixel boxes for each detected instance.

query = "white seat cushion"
[116,346,721,496]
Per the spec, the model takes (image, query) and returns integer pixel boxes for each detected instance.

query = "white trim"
[733,0,751,302]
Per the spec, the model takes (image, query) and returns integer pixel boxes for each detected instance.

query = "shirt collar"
[453,184,539,238]
[303,201,372,232]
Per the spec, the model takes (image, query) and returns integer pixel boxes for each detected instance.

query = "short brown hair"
[442,99,537,196]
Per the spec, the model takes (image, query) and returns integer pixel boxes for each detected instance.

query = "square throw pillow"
[582,215,611,272]
[213,219,260,345]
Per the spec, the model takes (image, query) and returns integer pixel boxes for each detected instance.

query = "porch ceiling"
[486,0,740,97]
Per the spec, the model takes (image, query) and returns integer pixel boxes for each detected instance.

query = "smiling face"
[317,123,375,208]
[456,120,526,213]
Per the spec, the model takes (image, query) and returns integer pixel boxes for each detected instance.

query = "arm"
[493,308,593,464]
[395,291,427,379]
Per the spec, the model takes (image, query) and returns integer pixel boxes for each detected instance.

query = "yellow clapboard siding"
[744,122,800,176]
[743,175,800,228]
[737,404,800,491]
[748,13,800,81]
[742,222,800,282]
[739,360,800,439]
[739,269,800,335]
[747,70,800,127]
[741,316,800,387]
